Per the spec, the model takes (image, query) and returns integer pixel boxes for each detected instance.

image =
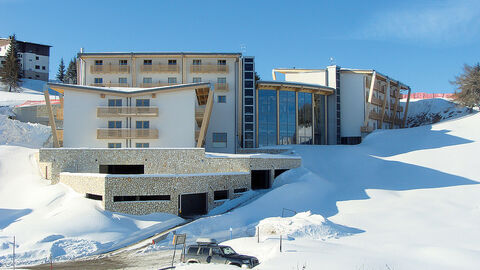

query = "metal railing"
[97,107,159,117]
[97,128,159,139]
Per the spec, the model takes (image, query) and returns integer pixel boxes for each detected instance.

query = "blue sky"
[1,0,479,93]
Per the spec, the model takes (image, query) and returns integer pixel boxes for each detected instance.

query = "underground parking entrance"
[251,170,271,190]
[178,193,208,218]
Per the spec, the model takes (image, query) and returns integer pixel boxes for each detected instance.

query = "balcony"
[369,110,383,121]
[89,82,130,87]
[97,107,159,117]
[389,104,404,112]
[140,82,177,88]
[367,96,384,106]
[90,64,130,74]
[140,64,179,73]
[190,64,228,74]
[360,126,373,133]
[395,118,403,126]
[214,83,229,92]
[97,128,159,139]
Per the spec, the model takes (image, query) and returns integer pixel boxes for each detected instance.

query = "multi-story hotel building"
[0,38,51,81]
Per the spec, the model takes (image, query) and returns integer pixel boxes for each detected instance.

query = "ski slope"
[170,111,480,270]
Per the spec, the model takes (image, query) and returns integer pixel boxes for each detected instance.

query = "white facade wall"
[285,71,326,85]
[339,73,365,137]
[0,44,49,79]
[63,89,196,148]
[80,54,239,153]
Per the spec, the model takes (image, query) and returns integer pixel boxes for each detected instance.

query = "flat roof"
[0,38,52,48]
[78,52,242,57]
[48,82,211,95]
[257,80,335,95]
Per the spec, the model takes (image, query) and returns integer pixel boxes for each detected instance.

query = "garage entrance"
[274,169,289,178]
[179,193,208,217]
[99,165,144,174]
[251,170,271,190]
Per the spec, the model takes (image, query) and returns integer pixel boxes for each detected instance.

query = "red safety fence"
[401,93,454,99]
[15,100,61,107]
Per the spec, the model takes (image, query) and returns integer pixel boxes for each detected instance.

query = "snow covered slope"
[403,98,470,127]
[170,111,480,270]
[0,79,55,107]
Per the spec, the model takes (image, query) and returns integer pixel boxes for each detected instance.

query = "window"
[245,97,253,105]
[136,121,149,129]
[217,60,226,65]
[35,56,39,60]
[136,99,150,107]
[136,143,149,148]
[143,77,152,84]
[119,60,128,65]
[214,190,229,200]
[212,133,227,148]
[193,59,201,65]
[94,78,103,84]
[245,115,253,122]
[42,66,46,70]
[200,247,210,255]
[113,195,170,202]
[95,60,103,65]
[168,77,177,84]
[193,77,201,83]
[108,143,121,148]
[108,121,122,128]
[187,247,199,255]
[245,81,254,88]
[234,188,248,193]
[35,65,40,69]
[108,99,122,107]
[245,63,253,71]
[118,77,127,84]
[217,95,226,103]
[143,59,152,65]
[245,89,253,96]
[245,72,253,79]
[168,59,177,65]
[217,77,226,84]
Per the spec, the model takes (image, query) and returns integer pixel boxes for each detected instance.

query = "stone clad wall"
[60,173,106,208]
[104,172,250,215]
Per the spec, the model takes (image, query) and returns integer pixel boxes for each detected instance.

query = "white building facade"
[0,38,51,81]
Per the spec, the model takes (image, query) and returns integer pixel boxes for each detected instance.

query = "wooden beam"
[196,90,214,148]
[44,90,60,148]
[391,86,400,128]
[363,71,377,127]
[402,87,412,128]
[379,79,390,129]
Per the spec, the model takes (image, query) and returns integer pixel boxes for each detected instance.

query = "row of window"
[93,77,227,85]
[108,143,149,148]
[35,65,46,70]
[94,59,227,66]
[107,120,149,129]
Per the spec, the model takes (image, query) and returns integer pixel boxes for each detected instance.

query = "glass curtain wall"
[279,91,296,144]
[258,90,277,147]
[298,92,313,144]
[314,94,326,145]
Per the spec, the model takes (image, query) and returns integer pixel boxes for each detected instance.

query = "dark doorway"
[99,165,144,174]
[251,170,271,190]
[274,169,289,178]
[179,193,208,217]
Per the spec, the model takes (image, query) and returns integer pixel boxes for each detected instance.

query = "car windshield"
[221,247,237,255]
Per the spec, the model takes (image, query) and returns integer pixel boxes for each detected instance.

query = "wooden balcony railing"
[97,128,159,139]
[90,64,130,74]
[140,82,178,88]
[97,107,159,117]
[369,110,383,120]
[56,108,63,120]
[367,96,384,106]
[214,83,229,91]
[89,82,130,87]
[190,64,229,73]
[140,64,179,73]
[360,126,373,133]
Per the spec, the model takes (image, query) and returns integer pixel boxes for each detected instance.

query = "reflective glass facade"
[257,89,326,147]
[258,90,277,146]
[279,91,296,145]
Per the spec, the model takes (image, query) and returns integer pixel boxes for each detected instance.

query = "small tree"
[65,58,77,84]
[56,58,65,83]
[0,34,21,92]
[452,63,480,108]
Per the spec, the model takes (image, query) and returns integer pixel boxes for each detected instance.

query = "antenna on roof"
[240,44,247,55]
[80,47,84,53]
[329,57,335,65]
